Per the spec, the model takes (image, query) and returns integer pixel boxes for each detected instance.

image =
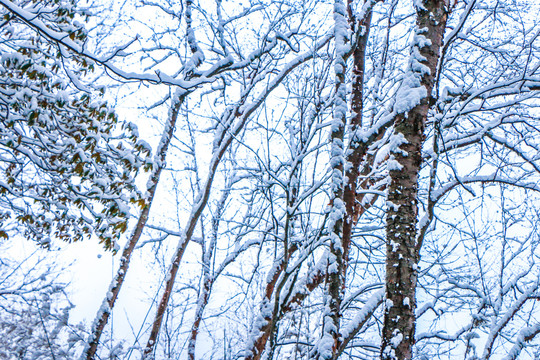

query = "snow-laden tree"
[0,0,151,249]
[0,242,81,360]
[1,0,540,359]
[122,1,538,359]
[0,286,81,360]
[0,238,128,360]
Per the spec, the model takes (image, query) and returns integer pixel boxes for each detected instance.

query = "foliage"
[0,0,151,249]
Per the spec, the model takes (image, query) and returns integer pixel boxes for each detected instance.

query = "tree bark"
[343,0,373,286]
[381,1,449,359]
[313,1,349,358]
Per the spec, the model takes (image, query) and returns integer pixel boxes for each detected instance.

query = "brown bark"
[343,0,373,275]
[381,1,449,359]
[317,1,348,357]
[282,271,326,313]
[246,179,383,360]
[321,1,374,357]
[187,276,211,360]
[245,249,295,360]
[244,4,379,354]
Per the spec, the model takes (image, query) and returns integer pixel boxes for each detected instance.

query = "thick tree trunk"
[381,1,449,359]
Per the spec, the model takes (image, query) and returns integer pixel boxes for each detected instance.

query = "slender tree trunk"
[381,1,449,359]
[81,93,186,360]
[342,0,373,286]
[141,31,334,359]
[142,100,244,358]
[313,1,348,358]
[315,1,375,358]
[187,183,231,360]
[141,147,227,359]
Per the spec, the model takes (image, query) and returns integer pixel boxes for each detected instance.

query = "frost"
[1,1,537,360]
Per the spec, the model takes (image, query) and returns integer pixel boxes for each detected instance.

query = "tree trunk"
[381,1,449,359]
[313,1,348,358]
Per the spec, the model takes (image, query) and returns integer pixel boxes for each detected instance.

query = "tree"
[381,0,449,358]
[0,2,150,357]
[0,278,82,360]
[0,0,150,249]
[0,232,84,360]
[1,0,540,359]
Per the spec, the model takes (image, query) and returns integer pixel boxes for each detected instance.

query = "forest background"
[0,0,539,359]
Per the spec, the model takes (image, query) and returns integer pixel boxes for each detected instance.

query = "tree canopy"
[0,0,151,249]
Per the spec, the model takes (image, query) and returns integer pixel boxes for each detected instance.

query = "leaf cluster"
[0,0,152,250]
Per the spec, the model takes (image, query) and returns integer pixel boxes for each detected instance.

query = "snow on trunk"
[381,1,449,359]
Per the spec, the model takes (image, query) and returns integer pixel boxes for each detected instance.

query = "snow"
[387,158,404,171]
[393,27,432,116]
[387,200,401,211]
[2,1,539,359]
[1,51,24,65]
[502,323,540,360]
[390,331,403,348]
[393,80,427,115]
[341,290,384,339]
[403,297,410,306]
[413,0,427,10]
[314,312,337,359]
